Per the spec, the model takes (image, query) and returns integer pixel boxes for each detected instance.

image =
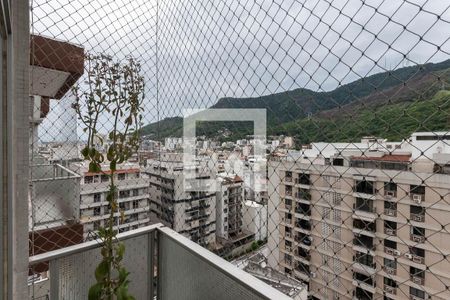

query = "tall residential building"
[144,153,217,247]
[216,174,255,252]
[268,132,450,300]
[70,162,151,240]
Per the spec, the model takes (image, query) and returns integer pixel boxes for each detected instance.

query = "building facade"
[145,153,217,247]
[71,162,150,240]
[268,133,450,300]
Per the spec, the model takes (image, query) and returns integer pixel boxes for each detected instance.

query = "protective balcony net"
[28,0,450,299]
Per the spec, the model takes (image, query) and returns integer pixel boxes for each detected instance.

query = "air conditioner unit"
[309,237,314,242]
[412,235,425,243]
[412,214,425,222]
[405,253,413,259]
[412,276,423,285]
[386,191,395,197]
[393,250,401,256]
[384,286,395,294]
[385,267,396,275]
[310,272,317,278]
[413,194,423,204]
[385,209,395,216]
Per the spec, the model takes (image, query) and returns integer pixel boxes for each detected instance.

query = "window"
[410,185,425,195]
[355,251,374,268]
[410,287,425,299]
[132,200,139,209]
[384,181,397,192]
[384,258,396,269]
[133,189,139,196]
[332,158,344,166]
[410,246,425,258]
[285,240,292,249]
[118,173,126,180]
[384,277,397,288]
[354,272,374,286]
[101,175,109,182]
[410,266,425,278]
[411,226,425,237]
[119,190,130,198]
[93,207,101,216]
[355,180,374,194]
[93,193,101,203]
[85,176,93,184]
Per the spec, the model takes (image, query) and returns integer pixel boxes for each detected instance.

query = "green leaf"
[116,243,125,259]
[88,283,103,300]
[95,260,109,282]
[118,266,129,283]
[81,147,90,158]
[89,162,101,173]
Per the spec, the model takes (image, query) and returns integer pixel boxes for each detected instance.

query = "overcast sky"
[33,0,450,141]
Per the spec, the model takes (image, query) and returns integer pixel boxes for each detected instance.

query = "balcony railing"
[29,224,291,300]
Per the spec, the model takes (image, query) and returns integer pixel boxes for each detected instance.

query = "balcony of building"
[295,203,311,217]
[410,205,426,222]
[384,220,397,236]
[295,233,312,247]
[30,163,81,230]
[352,272,375,295]
[295,219,312,232]
[354,180,375,196]
[285,186,293,197]
[353,286,373,300]
[383,277,397,295]
[384,182,398,200]
[410,266,425,285]
[295,173,311,186]
[384,240,400,257]
[353,198,376,221]
[410,226,426,243]
[353,235,376,251]
[295,189,311,202]
[408,247,425,264]
[295,247,311,262]
[353,251,376,271]
[353,219,376,237]
[384,201,397,217]
[29,224,292,299]
[284,171,293,184]
[383,258,397,276]
[410,185,425,204]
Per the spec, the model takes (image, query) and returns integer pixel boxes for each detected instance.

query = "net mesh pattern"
[29,1,450,299]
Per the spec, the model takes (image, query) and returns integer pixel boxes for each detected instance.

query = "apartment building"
[70,162,150,240]
[268,132,450,300]
[216,174,255,252]
[144,153,216,247]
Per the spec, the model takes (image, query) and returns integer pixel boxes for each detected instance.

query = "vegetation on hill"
[140,59,450,145]
[273,90,450,144]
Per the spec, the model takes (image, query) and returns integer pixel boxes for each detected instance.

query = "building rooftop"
[232,246,306,299]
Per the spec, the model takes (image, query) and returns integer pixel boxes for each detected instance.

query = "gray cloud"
[34,0,450,141]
